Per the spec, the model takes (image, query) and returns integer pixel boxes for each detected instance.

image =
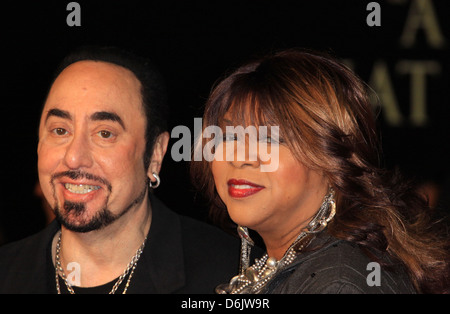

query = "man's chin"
[52,186,148,233]
[54,206,118,233]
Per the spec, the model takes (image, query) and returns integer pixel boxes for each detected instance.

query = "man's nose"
[63,132,94,170]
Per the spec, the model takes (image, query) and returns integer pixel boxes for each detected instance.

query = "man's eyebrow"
[90,111,126,130]
[45,108,72,122]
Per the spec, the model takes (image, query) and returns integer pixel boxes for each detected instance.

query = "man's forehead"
[50,60,141,97]
[57,60,137,80]
[43,61,144,118]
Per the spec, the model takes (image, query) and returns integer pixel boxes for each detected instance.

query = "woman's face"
[211,115,330,238]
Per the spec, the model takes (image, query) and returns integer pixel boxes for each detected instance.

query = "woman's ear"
[147,132,170,179]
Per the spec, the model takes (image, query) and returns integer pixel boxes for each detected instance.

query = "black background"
[1,0,449,244]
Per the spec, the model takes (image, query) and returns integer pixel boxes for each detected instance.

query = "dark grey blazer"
[0,195,240,293]
[263,232,416,294]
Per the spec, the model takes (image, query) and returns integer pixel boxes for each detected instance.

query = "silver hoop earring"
[149,172,160,189]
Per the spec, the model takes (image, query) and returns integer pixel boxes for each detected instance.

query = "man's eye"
[52,128,68,136]
[98,130,113,139]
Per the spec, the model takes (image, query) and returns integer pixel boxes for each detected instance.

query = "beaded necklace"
[216,188,335,294]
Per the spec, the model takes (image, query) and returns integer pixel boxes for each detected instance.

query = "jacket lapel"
[130,195,186,293]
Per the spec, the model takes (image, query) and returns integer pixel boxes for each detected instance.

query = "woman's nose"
[228,138,261,169]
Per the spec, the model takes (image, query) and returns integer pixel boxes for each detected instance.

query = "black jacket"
[264,232,416,294]
[0,195,240,293]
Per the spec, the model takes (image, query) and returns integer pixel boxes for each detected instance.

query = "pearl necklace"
[54,231,147,294]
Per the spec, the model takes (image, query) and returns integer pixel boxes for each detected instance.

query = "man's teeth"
[65,183,100,194]
[231,184,257,189]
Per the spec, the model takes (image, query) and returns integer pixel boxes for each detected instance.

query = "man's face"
[37,60,149,232]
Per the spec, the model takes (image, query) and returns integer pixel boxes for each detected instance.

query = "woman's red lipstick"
[227,179,265,198]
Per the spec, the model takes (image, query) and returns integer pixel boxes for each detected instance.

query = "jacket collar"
[17,219,60,293]
[281,231,341,272]
[132,194,186,293]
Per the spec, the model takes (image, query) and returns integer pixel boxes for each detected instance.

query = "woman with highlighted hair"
[191,49,450,294]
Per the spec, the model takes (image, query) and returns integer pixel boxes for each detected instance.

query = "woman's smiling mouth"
[227,179,265,198]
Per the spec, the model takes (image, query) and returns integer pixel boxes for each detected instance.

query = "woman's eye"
[259,136,274,144]
[98,130,113,139]
[260,135,284,145]
[52,128,68,136]
[223,133,237,141]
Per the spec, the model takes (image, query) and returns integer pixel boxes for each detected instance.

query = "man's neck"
[52,201,152,288]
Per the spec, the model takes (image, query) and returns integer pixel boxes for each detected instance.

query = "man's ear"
[147,132,170,179]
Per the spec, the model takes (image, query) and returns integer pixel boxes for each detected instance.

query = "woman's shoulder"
[267,233,416,294]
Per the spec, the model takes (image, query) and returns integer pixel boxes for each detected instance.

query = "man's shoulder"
[0,222,58,293]
[151,195,240,250]
[178,213,240,260]
[0,221,57,262]
[179,214,238,245]
[147,196,241,293]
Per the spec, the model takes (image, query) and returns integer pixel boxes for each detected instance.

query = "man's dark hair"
[48,45,169,170]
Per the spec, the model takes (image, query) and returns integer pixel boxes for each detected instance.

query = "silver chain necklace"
[216,188,336,294]
[54,231,147,294]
